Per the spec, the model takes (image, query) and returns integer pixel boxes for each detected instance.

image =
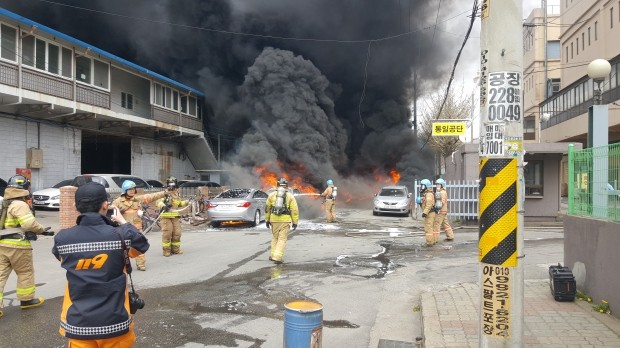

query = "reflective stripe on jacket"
[113,191,166,230]
[264,191,299,223]
[1,199,44,249]
[52,213,149,340]
[155,190,188,218]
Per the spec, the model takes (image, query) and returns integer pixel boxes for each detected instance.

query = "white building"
[0,8,218,191]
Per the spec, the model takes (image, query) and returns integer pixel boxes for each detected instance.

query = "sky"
[0,0,558,188]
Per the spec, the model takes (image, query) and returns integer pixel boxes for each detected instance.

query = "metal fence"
[568,143,620,222]
[414,180,479,221]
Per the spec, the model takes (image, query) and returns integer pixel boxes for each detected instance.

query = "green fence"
[568,143,620,222]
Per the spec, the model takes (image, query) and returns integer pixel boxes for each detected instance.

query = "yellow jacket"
[265,190,299,223]
[422,190,436,216]
[113,191,166,230]
[155,190,188,218]
[1,187,45,248]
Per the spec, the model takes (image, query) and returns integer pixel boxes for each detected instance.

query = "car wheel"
[373,211,378,216]
[250,210,260,227]
[211,221,221,228]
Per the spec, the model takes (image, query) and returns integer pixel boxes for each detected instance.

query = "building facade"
[0,8,218,191]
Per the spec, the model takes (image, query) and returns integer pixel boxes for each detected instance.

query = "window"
[75,56,90,83]
[576,38,579,54]
[548,78,560,97]
[180,95,187,113]
[173,91,179,111]
[22,35,34,66]
[155,84,162,105]
[524,116,535,140]
[525,160,544,196]
[188,96,197,116]
[0,24,16,61]
[35,38,45,70]
[121,92,133,110]
[581,32,585,50]
[588,27,591,45]
[93,59,109,89]
[595,21,598,40]
[570,42,573,59]
[48,44,59,74]
[61,47,72,78]
[565,46,568,62]
[547,41,560,59]
[612,8,614,29]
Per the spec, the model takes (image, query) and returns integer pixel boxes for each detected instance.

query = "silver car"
[207,188,268,227]
[373,185,413,216]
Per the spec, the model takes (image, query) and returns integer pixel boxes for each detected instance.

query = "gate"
[413,180,479,221]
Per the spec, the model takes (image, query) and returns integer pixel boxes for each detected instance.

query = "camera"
[128,291,145,314]
[106,207,115,218]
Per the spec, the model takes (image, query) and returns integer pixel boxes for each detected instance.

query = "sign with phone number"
[480,124,504,157]
[487,72,521,122]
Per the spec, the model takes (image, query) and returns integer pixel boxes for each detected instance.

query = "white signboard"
[487,72,521,122]
[480,123,505,156]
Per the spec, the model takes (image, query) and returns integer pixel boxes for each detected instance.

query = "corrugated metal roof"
[0,7,205,97]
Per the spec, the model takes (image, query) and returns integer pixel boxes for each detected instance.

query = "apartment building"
[0,8,218,191]
[540,0,620,145]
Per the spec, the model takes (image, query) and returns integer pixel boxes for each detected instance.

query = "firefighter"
[264,178,299,264]
[0,175,51,317]
[112,180,167,270]
[320,179,337,223]
[420,179,436,247]
[433,178,454,242]
[155,176,188,257]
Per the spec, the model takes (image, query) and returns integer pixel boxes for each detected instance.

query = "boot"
[172,248,183,255]
[20,297,45,309]
[163,249,171,257]
[136,257,146,271]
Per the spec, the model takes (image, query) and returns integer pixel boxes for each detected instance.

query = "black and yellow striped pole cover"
[479,158,517,266]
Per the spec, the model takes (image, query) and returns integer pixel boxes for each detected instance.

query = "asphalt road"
[1,206,565,348]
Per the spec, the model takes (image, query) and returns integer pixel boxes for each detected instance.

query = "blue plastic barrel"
[284,301,323,348]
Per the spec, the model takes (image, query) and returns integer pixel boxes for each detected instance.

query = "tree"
[419,85,473,160]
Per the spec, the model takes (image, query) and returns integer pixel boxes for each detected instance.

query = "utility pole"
[478,0,524,346]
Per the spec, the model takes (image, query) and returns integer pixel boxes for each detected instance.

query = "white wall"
[0,118,82,191]
[131,138,199,182]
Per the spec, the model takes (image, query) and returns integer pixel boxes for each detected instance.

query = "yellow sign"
[432,122,467,136]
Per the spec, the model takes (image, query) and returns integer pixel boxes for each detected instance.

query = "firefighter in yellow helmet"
[0,175,52,317]
[419,179,436,247]
[433,178,454,242]
[264,178,299,264]
[112,180,167,270]
[155,176,188,257]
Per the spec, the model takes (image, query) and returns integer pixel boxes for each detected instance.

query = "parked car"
[70,174,151,197]
[32,179,73,210]
[147,179,164,188]
[0,177,7,206]
[207,188,268,227]
[373,185,413,216]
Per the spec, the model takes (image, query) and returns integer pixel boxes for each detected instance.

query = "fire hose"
[142,205,191,234]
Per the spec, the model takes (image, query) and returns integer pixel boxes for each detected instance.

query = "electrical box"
[26,148,43,169]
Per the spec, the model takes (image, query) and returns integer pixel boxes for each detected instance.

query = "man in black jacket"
[52,182,149,347]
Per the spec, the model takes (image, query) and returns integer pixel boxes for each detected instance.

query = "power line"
[420,0,479,150]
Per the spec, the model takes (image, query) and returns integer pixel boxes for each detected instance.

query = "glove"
[422,213,427,218]
[292,224,297,231]
[265,221,271,229]
[24,231,38,241]
[42,227,55,236]
[165,203,172,210]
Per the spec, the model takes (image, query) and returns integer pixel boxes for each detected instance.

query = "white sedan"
[32,179,73,210]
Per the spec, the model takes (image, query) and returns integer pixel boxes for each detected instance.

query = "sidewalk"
[421,280,620,347]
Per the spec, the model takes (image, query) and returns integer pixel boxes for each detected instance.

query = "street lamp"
[586,58,611,218]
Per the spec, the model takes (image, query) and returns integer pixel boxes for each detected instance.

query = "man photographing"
[53,182,149,347]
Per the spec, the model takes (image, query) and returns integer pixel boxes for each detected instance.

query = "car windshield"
[53,180,73,188]
[72,176,109,188]
[217,189,250,199]
[379,189,405,197]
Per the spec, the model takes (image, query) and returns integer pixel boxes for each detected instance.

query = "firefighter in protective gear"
[112,180,166,270]
[0,175,49,317]
[433,178,454,242]
[155,176,188,257]
[320,179,337,222]
[420,179,436,246]
[264,178,299,264]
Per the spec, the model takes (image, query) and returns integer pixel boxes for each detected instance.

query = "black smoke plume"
[3,0,470,190]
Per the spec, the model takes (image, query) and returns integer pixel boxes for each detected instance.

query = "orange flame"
[253,164,319,194]
[372,168,401,185]
[389,168,401,184]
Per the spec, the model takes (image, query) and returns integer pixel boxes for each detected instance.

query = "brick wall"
[60,186,79,228]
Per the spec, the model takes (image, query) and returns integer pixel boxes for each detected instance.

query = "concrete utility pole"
[478,0,524,346]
